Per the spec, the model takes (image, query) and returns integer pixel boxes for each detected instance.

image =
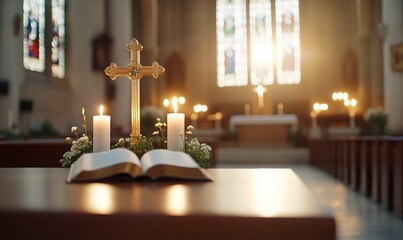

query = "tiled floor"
[216,163,403,240]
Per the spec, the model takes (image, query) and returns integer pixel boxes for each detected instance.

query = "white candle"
[93,105,111,152]
[349,110,356,129]
[310,111,318,129]
[167,104,185,151]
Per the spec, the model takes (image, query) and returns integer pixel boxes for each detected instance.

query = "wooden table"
[0,168,335,240]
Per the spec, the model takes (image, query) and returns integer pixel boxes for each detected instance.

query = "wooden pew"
[359,137,374,197]
[393,137,403,216]
[371,137,382,203]
[327,139,337,177]
[380,137,398,210]
[309,136,403,217]
[349,137,360,191]
[341,137,350,185]
[0,139,69,167]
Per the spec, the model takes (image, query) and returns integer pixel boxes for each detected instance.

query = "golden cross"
[104,38,165,144]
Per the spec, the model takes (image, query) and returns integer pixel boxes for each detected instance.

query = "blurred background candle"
[167,99,185,151]
[93,105,110,152]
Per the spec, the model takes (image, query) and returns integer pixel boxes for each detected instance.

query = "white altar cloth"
[229,114,298,131]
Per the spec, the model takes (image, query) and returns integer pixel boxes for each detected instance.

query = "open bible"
[66,148,213,182]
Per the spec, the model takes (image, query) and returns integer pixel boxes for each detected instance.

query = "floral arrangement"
[364,107,388,135]
[60,109,212,168]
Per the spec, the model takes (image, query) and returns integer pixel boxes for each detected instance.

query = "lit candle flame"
[179,97,185,105]
[173,103,178,113]
[99,105,104,115]
[351,98,357,107]
[163,96,185,113]
[163,99,170,107]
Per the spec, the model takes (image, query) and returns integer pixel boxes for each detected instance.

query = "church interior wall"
[0,0,107,136]
[1,0,401,136]
[383,0,403,133]
[0,0,22,135]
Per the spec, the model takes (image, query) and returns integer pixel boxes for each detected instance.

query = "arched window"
[216,0,300,87]
[23,0,65,79]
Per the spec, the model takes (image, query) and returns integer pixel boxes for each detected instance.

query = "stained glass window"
[51,0,65,78]
[216,0,300,87]
[275,0,300,84]
[23,0,66,79]
[216,0,248,87]
[23,0,45,72]
[250,0,273,85]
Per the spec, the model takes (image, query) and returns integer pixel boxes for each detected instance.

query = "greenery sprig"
[60,108,92,167]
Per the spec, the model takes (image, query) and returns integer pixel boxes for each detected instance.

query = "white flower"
[155,122,162,128]
[71,126,77,132]
[125,138,130,143]
[77,135,89,145]
[65,137,72,144]
[70,141,77,151]
[118,138,124,144]
[152,131,159,136]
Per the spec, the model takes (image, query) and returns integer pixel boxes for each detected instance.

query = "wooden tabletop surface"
[0,168,335,240]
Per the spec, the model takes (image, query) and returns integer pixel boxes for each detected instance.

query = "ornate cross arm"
[140,61,165,79]
[105,61,164,80]
[105,62,134,80]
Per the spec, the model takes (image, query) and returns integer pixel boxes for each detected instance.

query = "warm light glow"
[332,92,338,101]
[99,105,104,115]
[194,104,208,113]
[178,97,186,105]
[164,96,185,111]
[351,98,357,107]
[310,111,317,118]
[172,97,178,105]
[333,91,349,101]
[313,103,320,112]
[163,99,170,107]
[313,103,328,112]
[250,170,292,217]
[344,98,357,108]
[164,184,189,216]
[215,112,223,119]
[207,112,223,121]
[255,84,267,96]
[83,184,116,214]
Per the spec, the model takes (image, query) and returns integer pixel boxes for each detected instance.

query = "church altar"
[0,168,335,240]
[229,114,298,146]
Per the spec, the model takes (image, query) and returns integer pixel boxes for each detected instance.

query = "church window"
[23,0,45,72]
[216,0,248,87]
[51,0,66,78]
[216,0,300,87]
[23,0,66,79]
